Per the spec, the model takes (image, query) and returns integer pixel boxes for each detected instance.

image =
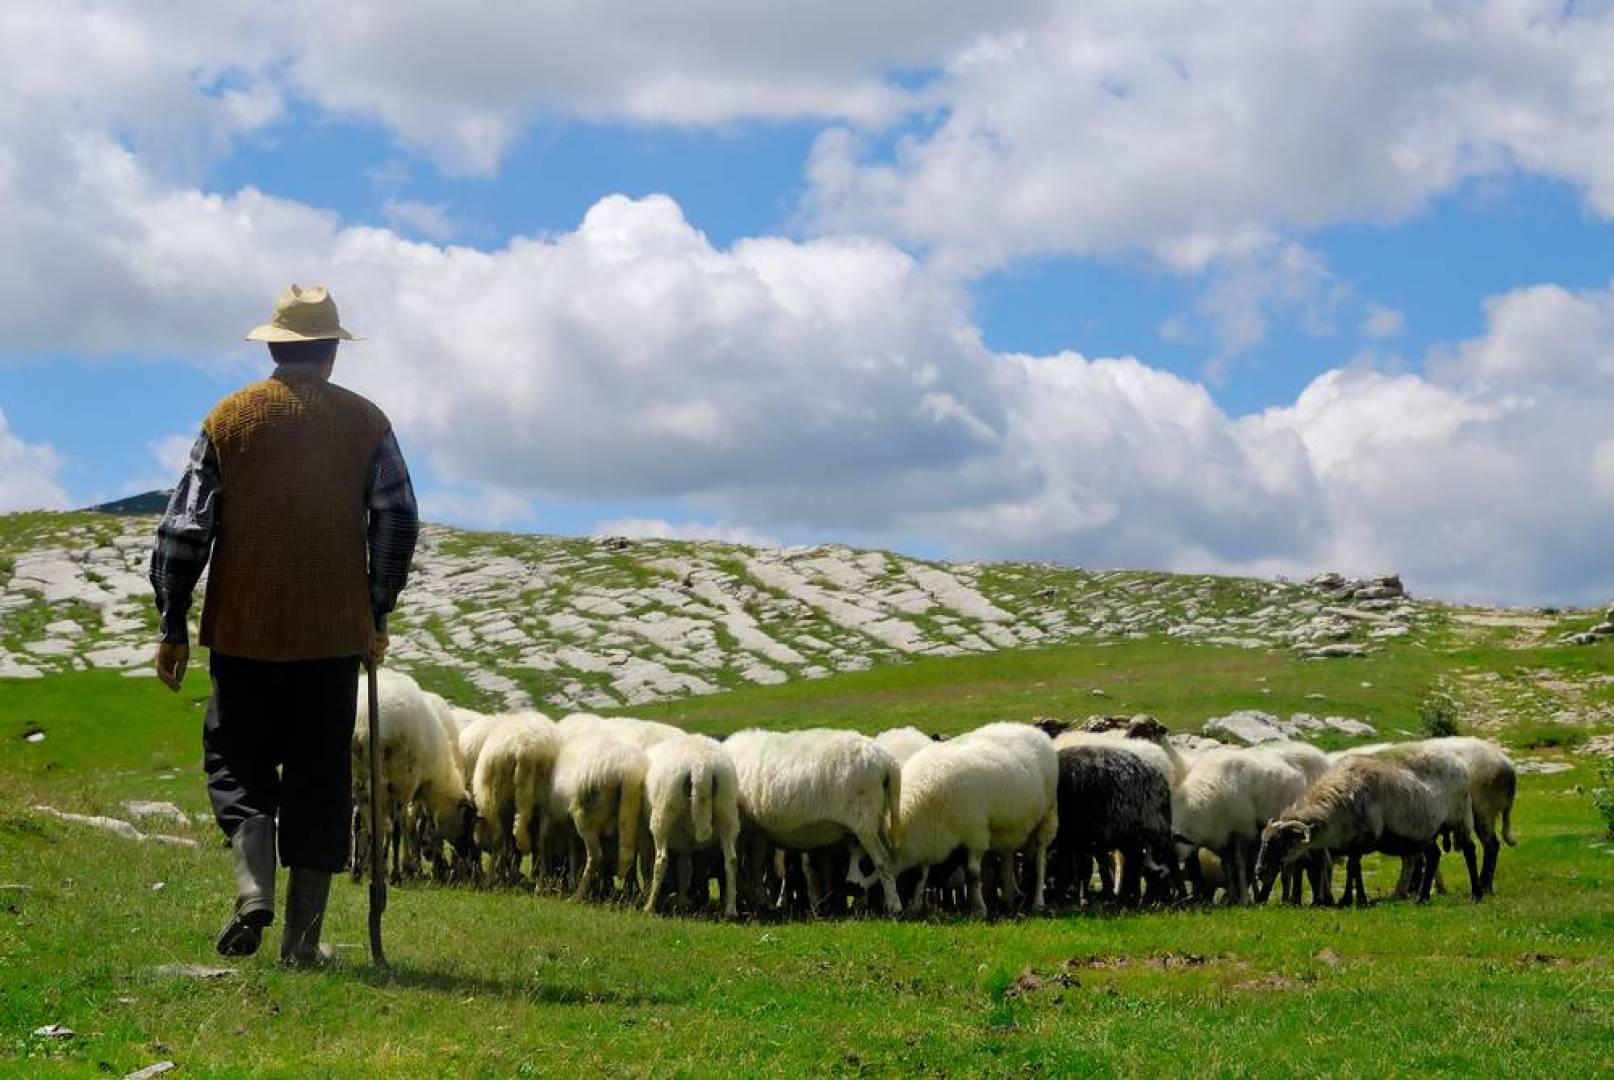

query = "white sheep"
[1423,736,1517,894]
[454,706,499,780]
[470,712,559,884]
[641,734,741,917]
[1171,748,1308,904]
[547,731,649,900]
[352,669,475,883]
[874,726,937,766]
[724,728,904,916]
[856,722,1058,916]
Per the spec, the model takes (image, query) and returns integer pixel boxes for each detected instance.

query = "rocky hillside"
[0,510,1604,722]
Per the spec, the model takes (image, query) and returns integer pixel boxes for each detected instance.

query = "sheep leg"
[1458,833,1482,901]
[966,850,988,918]
[389,806,404,884]
[1031,831,1053,914]
[1344,854,1366,907]
[642,845,671,915]
[853,826,902,916]
[1478,828,1500,896]
[1394,856,1416,899]
[673,852,693,910]
[575,826,604,901]
[718,838,739,919]
[1118,847,1143,906]
[1072,850,1093,905]
[531,815,553,893]
[892,864,923,916]
[739,832,770,914]
[566,834,583,894]
[1306,853,1333,907]
[1096,851,1116,898]
[1220,845,1245,906]
[1281,864,1302,905]
[997,852,1018,912]
[1417,842,1440,903]
[802,852,828,917]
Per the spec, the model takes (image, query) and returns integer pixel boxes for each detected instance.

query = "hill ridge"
[3,510,1450,712]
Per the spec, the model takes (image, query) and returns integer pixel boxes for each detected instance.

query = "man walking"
[149,284,419,965]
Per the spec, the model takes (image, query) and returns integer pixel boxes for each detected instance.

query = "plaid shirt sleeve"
[149,431,220,646]
[367,428,420,632]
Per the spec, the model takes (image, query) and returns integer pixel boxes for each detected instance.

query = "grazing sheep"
[1423,736,1517,894]
[352,670,476,883]
[641,734,741,917]
[547,732,649,900]
[1371,742,1480,900]
[854,722,1058,917]
[1171,749,1308,905]
[470,712,560,884]
[455,707,501,781]
[725,728,904,915]
[1052,744,1179,905]
[1254,755,1448,906]
[874,726,938,766]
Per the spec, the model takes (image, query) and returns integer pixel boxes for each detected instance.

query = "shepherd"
[149,284,419,966]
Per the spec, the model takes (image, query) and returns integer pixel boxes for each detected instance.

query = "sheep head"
[1125,715,1170,744]
[1254,819,1313,896]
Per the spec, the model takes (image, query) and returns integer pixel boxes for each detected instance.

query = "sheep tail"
[617,775,645,882]
[689,759,715,846]
[1501,768,1518,846]
[881,758,903,855]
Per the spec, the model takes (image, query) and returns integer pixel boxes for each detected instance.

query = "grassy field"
[3,646,1613,1077]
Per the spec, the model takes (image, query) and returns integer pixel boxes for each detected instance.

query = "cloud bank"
[4,1,1614,605]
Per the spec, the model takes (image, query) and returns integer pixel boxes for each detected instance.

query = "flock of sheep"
[352,670,1518,918]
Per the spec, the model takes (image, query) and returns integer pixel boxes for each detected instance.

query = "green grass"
[623,636,1446,738]
[3,658,1613,1077]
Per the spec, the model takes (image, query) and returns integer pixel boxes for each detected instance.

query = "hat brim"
[245,323,361,342]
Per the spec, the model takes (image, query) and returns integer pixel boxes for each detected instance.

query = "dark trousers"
[203,651,360,872]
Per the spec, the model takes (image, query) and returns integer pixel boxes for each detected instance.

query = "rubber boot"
[279,868,333,967]
[215,814,276,956]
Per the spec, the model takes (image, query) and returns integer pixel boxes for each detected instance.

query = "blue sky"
[4,2,1614,603]
[7,123,1605,501]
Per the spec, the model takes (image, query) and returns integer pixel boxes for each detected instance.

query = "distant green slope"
[2,508,1611,739]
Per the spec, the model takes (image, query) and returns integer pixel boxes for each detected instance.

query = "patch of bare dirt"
[1233,973,1312,992]
[1006,967,1078,997]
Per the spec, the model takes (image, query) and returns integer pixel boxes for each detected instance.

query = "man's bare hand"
[368,633,388,669]
[155,642,190,692]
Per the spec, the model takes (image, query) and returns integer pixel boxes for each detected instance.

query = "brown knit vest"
[199,371,390,661]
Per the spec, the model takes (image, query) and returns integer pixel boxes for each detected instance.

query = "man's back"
[200,371,390,662]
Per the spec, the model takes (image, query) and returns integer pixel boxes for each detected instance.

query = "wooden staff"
[365,657,388,967]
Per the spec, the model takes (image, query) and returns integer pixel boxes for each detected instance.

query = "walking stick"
[365,657,388,967]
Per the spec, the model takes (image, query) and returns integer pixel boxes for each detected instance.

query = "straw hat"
[245,284,361,342]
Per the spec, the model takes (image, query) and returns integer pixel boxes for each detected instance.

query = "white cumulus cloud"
[808,1,1614,268]
[0,408,69,512]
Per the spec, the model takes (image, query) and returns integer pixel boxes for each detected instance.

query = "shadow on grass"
[342,961,677,1006]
